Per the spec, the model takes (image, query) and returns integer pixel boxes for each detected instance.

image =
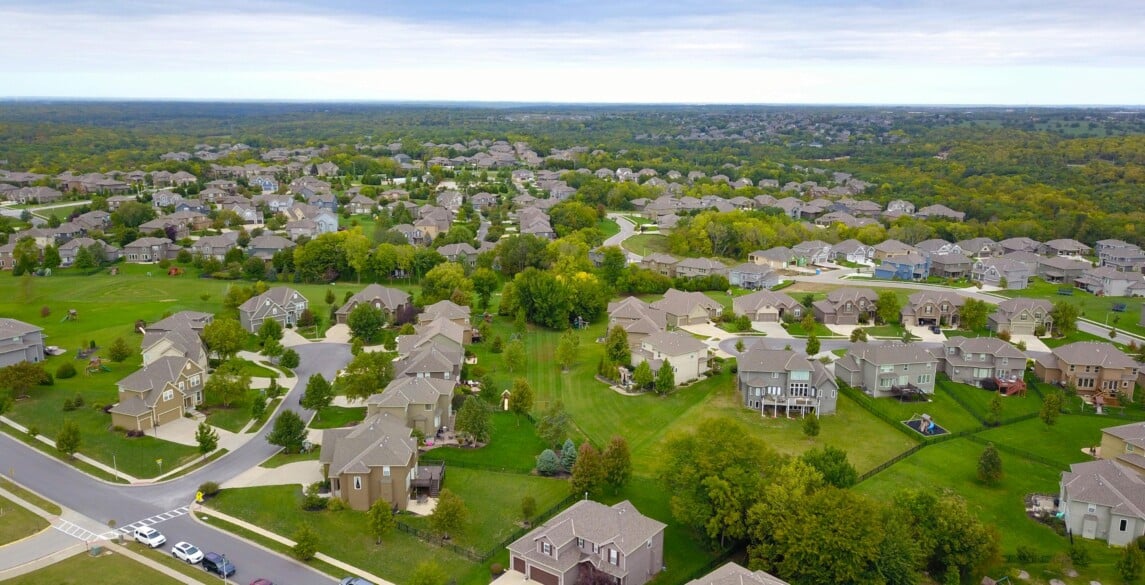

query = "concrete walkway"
[221,461,323,490]
[0,415,139,483]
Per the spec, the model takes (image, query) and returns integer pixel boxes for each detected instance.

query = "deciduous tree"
[602,435,632,492]
[0,362,48,398]
[454,396,492,445]
[201,317,247,362]
[346,303,385,342]
[267,410,308,453]
[196,422,219,459]
[605,325,631,367]
[555,329,579,371]
[340,350,395,402]
[536,401,571,448]
[509,378,534,423]
[1050,301,1081,337]
[204,360,251,408]
[56,420,81,459]
[800,446,857,488]
[655,361,675,394]
[367,498,395,544]
[960,298,990,331]
[1041,391,1063,427]
[301,373,334,415]
[632,361,654,391]
[977,442,1003,484]
[504,339,526,373]
[876,290,901,325]
[429,489,468,540]
[571,442,605,497]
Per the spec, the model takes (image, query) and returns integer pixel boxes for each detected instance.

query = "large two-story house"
[900,290,964,328]
[109,356,206,432]
[738,347,838,416]
[834,341,939,397]
[365,377,455,439]
[238,287,310,333]
[650,289,723,327]
[988,298,1054,336]
[686,563,790,585]
[1060,459,1145,546]
[335,284,411,324]
[733,290,802,323]
[1035,342,1140,403]
[320,412,420,512]
[812,287,878,325]
[508,500,666,585]
[608,297,668,350]
[633,330,710,385]
[934,337,1027,387]
[0,318,45,367]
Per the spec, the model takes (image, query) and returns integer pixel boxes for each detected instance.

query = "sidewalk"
[0,415,139,483]
[195,505,396,585]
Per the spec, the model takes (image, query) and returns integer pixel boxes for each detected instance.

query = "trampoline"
[903,414,949,437]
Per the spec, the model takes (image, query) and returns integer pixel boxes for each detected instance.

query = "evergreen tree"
[655,361,675,394]
[977,442,1003,485]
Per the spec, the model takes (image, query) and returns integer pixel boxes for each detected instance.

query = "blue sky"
[2,0,1144,104]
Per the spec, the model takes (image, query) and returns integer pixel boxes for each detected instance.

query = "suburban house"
[437,243,479,266]
[141,321,209,371]
[1041,239,1092,258]
[122,237,174,263]
[320,412,421,512]
[685,562,790,585]
[915,204,966,221]
[812,287,878,325]
[934,337,1027,387]
[190,232,239,261]
[246,233,295,261]
[748,247,793,270]
[507,500,666,585]
[1099,242,1145,273]
[737,347,838,416]
[1035,342,1140,403]
[791,240,832,266]
[988,298,1054,336]
[608,297,668,350]
[874,253,931,281]
[928,253,973,279]
[1060,459,1145,546]
[901,290,965,328]
[335,284,411,324]
[633,330,710,385]
[831,239,874,264]
[971,258,1032,290]
[58,238,120,267]
[365,377,455,439]
[109,356,205,432]
[238,287,310,333]
[640,253,680,277]
[1037,256,1091,284]
[733,290,802,322]
[650,289,723,327]
[916,239,963,258]
[956,237,1003,259]
[1075,267,1145,297]
[393,327,463,381]
[1001,237,1043,255]
[675,257,727,279]
[419,300,472,328]
[0,318,45,367]
[872,239,920,261]
[1098,421,1145,477]
[834,341,939,397]
[728,263,780,290]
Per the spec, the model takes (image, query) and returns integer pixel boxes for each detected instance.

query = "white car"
[171,541,205,564]
[132,526,167,548]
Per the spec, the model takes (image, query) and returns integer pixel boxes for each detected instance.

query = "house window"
[902,364,909,371]
[880,365,894,373]
[178,381,185,391]
[577,537,585,548]
[425,404,433,411]
[162,389,174,401]
[353,476,362,490]
[608,549,619,565]
[1121,519,1129,532]
[383,466,391,477]
[879,378,893,388]
[542,542,552,555]
[771,372,778,378]
[917,374,931,385]
[789,383,809,397]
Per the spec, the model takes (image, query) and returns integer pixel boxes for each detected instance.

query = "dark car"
[929,324,941,334]
[250,580,274,585]
[202,552,236,578]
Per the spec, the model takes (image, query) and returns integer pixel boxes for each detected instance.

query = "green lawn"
[782,321,837,338]
[622,233,671,256]
[999,278,1145,338]
[5,549,185,585]
[845,383,985,434]
[400,468,570,550]
[209,486,483,585]
[0,477,62,515]
[260,449,321,469]
[1041,329,1118,348]
[0,493,49,545]
[229,358,279,378]
[425,411,550,473]
[309,406,367,429]
[204,404,252,433]
[938,378,1045,421]
[976,414,1111,468]
[598,217,620,238]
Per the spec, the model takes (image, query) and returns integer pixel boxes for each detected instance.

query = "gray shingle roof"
[1062,459,1145,520]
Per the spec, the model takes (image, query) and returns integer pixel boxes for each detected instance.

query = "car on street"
[249,580,274,585]
[171,541,204,563]
[132,526,167,548]
[202,552,237,578]
[340,578,372,585]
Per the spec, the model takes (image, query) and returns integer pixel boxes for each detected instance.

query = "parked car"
[929,324,941,334]
[171,541,204,563]
[202,552,236,578]
[340,578,372,585]
[249,580,274,585]
[132,526,167,548]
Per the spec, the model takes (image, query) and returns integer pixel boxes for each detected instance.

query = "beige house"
[901,290,965,328]
[733,290,802,322]
[365,377,455,439]
[675,257,727,279]
[811,287,878,325]
[1060,459,1145,546]
[633,330,710,384]
[607,297,668,350]
[109,356,205,431]
[335,284,411,324]
[640,253,680,277]
[320,412,420,512]
[650,289,723,327]
[1035,342,1140,403]
[988,298,1053,336]
[686,562,790,585]
[1099,421,1145,477]
[507,500,666,585]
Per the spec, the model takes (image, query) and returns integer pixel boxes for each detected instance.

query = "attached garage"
[512,557,525,573]
[529,567,559,585]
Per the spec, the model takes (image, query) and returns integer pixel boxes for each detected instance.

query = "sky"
[2,0,1144,105]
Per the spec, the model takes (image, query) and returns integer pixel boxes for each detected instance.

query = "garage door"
[530,567,559,585]
[513,558,525,573]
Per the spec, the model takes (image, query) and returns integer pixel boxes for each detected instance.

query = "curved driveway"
[0,342,352,585]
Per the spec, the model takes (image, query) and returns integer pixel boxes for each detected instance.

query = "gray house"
[686,563,789,585]
[935,337,1027,387]
[335,284,411,324]
[238,287,310,333]
[728,263,780,290]
[733,290,802,322]
[834,341,939,397]
[972,258,1032,290]
[1061,460,1145,546]
[1037,256,1091,284]
[989,298,1054,336]
[0,318,45,367]
[738,347,838,416]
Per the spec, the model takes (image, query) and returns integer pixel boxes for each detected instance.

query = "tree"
[262,337,283,359]
[1051,301,1081,336]
[454,396,492,445]
[850,328,869,342]
[604,325,631,366]
[201,318,247,362]
[536,449,562,476]
[195,422,219,459]
[509,377,534,423]
[521,495,537,523]
[0,362,48,398]
[504,339,526,373]
[56,420,81,459]
[805,333,820,356]
[292,524,318,560]
[257,318,284,347]
[471,267,499,310]
[977,442,1003,485]
[960,298,990,331]
[279,348,300,368]
[42,244,61,270]
[986,392,1003,426]
[267,410,308,453]
[632,361,654,391]
[801,414,820,439]
[340,350,395,402]
[1041,391,1063,427]
[325,288,336,306]
[73,245,97,270]
[555,329,580,372]
[800,446,857,488]
[655,361,675,395]
[876,290,901,325]
[514,308,528,337]
[571,442,605,497]
[421,262,473,306]
[367,498,395,544]
[107,337,132,362]
[894,489,1000,581]
[301,373,334,415]
[409,561,448,585]
[598,246,627,287]
[346,304,385,342]
[602,435,632,492]
[203,360,251,408]
[1119,543,1144,583]
[429,488,468,540]
[536,401,571,448]
[561,438,578,470]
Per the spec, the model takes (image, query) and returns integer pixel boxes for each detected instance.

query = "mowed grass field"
[4,550,184,585]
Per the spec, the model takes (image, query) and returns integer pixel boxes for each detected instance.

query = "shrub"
[62,398,76,411]
[39,372,53,386]
[997,330,1011,342]
[491,563,504,577]
[1015,545,1039,563]
[491,335,504,353]
[1034,325,1046,337]
[72,393,84,407]
[302,482,327,511]
[56,362,77,379]
[326,497,347,512]
[27,425,39,437]
[199,481,220,498]
[40,306,50,318]
[1069,544,1091,567]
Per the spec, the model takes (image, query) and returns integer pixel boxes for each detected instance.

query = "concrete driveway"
[222,461,322,489]
[679,323,732,340]
[907,325,946,343]
[750,321,794,338]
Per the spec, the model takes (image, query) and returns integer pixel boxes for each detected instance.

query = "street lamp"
[112,453,118,481]
[221,553,227,584]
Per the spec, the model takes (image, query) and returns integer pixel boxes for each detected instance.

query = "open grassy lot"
[209,485,482,585]
[260,449,320,469]
[309,405,367,429]
[425,411,550,473]
[999,278,1145,337]
[400,467,570,551]
[939,378,1045,421]
[621,233,670,256]
[5,549,185,585]
[598,217,620,238]
[976,414,1111,468]
[0,493,49,545]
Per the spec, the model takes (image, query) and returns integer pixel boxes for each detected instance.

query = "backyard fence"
[418,457,533,475]
[964,434,1070,470]
[837,385,926,443]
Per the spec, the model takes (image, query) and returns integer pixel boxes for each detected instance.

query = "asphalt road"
[1,342,353,585]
